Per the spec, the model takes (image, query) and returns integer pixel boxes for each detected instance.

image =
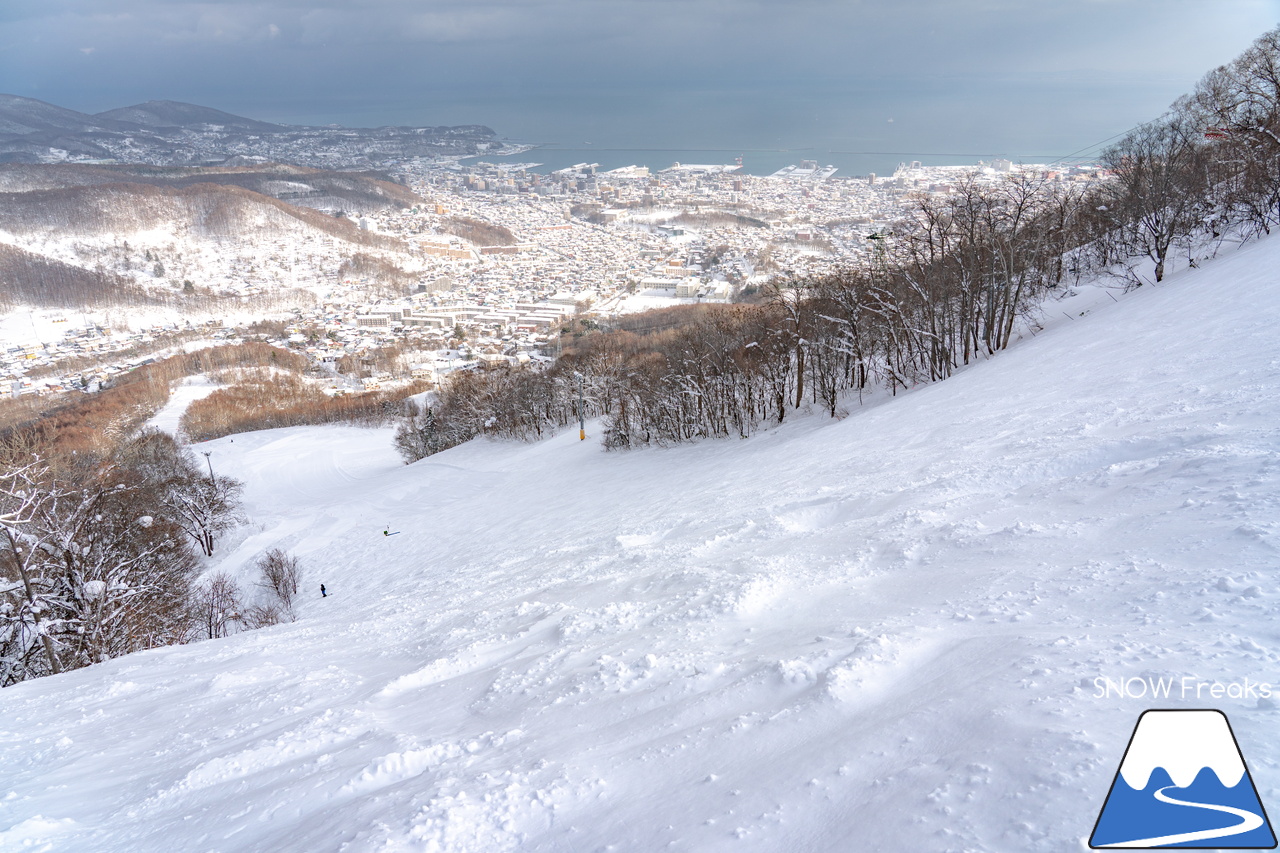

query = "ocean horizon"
[317,83,1129,178]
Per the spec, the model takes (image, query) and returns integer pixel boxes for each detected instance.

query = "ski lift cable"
[1046,114,1171,168]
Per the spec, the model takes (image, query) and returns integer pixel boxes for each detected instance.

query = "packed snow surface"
[2,237,1280,851]
[146,375,221,438]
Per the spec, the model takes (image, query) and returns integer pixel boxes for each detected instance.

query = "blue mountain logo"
[1091,709,1276,848]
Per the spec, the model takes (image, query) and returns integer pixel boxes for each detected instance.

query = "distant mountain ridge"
[94,100,286,133]
[0,94,502,168]
[0,94,138,136]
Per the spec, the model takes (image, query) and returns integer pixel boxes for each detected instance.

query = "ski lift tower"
[866,232,890,275]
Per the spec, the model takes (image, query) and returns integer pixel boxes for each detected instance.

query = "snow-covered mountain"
[1,235,1278,851]
[1119,710,1247,791]
[0,94,137,137]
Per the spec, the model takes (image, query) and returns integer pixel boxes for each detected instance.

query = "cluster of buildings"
[0,320,224,397]
[378,156,1105,311]
[3,155,1108,401]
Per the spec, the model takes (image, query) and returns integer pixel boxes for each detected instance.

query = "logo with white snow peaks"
[1090,709,1276,849]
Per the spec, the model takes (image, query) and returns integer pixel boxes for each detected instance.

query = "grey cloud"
[0,0,1274,153]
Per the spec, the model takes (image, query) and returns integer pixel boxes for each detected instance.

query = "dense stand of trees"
[0,430,243,686]
[183,373,430,442]
[0,243,161,310]
[337,253,419,296]
[439,216,518,247]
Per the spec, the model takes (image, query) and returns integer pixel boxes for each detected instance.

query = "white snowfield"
[2,237,1280,852]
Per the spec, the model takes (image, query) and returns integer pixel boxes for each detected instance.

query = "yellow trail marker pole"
[576,371,586,440]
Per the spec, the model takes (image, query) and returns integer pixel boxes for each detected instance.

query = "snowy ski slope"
[2,236,1279,851]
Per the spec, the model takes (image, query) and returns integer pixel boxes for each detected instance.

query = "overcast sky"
[2,1,1277,156]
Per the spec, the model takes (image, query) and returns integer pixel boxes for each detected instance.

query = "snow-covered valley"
[1,234,1278,851]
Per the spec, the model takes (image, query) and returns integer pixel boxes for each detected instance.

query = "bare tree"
[1099,114,1213,283]
[0,451,64,683]
[163,470,245,558]
[240,548,302,629]
[240,602,289,630]
[190,571,242,640]
[256,548,300,613]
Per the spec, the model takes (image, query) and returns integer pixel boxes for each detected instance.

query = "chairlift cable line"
[1047,114,1174,168]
